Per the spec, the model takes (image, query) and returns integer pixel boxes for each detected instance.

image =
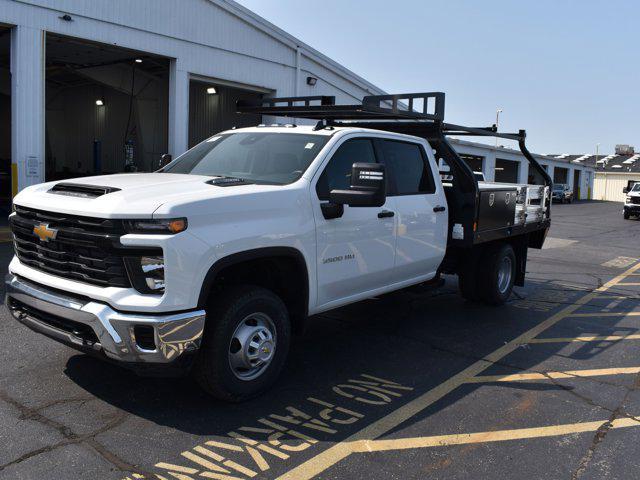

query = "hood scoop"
[48,182,121,198]
[206,177,252,187]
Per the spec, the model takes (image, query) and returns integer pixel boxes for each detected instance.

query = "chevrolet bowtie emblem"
[33,223,58,242]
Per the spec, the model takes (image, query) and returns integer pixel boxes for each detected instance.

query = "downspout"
[294,45,301,124]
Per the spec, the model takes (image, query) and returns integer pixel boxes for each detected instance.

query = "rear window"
[380,140,435,195]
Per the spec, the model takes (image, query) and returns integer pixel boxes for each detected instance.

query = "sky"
[236,0,639,155]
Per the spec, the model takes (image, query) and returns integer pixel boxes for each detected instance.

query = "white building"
[0,0,384,212]
[450,139,595,200]
[0,0,596,214]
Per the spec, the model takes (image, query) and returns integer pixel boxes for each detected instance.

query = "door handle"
[378,210,395,218]
[433,205,446,213]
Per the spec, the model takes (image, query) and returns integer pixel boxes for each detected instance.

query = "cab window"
[379,140,435,195]
[316,138,377,201]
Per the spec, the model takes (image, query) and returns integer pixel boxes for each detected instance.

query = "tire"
[193,285,291,402]
[479,244,516,306]
[624,211,630,220]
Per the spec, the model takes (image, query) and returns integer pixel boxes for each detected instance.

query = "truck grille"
[630,197,640,205]
[10,206,131,288]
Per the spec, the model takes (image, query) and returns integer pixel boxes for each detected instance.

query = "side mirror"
[623,187,628,194]
[329,162,386,207]
[159,154,172,169]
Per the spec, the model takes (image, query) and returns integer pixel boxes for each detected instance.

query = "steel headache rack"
[237,92,552,248]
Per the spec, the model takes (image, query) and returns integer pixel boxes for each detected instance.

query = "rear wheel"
[479,244,516,305]
[193,285,291,402]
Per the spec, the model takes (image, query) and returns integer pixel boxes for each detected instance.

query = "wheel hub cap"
[229,313,276,381]
[497,256,513,294]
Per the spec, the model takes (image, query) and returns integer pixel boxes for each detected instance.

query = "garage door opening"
[188,79,262,148]
[45,34,169,180]
[573,169,580,198]
[0,26,11,216]
[554,167,568,185]
[495,158,519,183]
[460,154,484,174]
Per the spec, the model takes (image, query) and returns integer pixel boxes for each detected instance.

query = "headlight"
[124,218,187,234]
[627,196,632,203]
[125,253,165,294]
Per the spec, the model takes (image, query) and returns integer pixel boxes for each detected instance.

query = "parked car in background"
[552,184,573,203]
[623,182,640,219]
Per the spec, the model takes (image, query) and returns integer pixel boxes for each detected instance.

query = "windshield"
[632,183,640,192]
[162,132,330,185]
[553,184,565,191]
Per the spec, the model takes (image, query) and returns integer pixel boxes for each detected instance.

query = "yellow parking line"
[616,283,640,286]
[351,416,640,453]
[468,366,640,383]
[276,261,640,480]
[568,311,640,317]
[529,334,640,344]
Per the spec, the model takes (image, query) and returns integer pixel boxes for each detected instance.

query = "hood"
[13,173,280,218]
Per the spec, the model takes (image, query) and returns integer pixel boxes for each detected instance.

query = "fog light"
[125,252,166,294]
[141,256,165,292]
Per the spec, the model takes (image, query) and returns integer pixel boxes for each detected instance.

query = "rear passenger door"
[378,139,447,283]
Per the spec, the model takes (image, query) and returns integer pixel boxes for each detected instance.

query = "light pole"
[595,143,600,169]
[495,109,503,149]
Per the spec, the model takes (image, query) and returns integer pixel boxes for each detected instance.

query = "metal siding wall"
[594,173,640,202]
[452,141,595,192]
[10,25,45,192]
[20,0,295,67]
[0,0,382,102]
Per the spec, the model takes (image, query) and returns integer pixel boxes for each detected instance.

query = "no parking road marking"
[276,261,640,480]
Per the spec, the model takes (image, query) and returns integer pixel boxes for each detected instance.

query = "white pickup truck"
[5,93,552,401]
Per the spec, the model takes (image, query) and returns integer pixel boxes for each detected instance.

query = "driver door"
[312,137,397,309]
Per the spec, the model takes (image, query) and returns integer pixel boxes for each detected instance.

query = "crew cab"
[623,182,640,219]
[4,93,551,401]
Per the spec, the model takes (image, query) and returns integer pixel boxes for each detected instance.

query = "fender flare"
[197,247,310,317]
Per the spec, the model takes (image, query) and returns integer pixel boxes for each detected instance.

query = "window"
[316,138,377,200]
[163,132,329,185]
[380,140,435,195]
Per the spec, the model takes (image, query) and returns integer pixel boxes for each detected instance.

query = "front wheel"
[480,244,516,305]
[624,210,631,220]
[193,285,291,402]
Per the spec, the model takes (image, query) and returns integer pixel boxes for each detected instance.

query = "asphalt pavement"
[1,200,639,480]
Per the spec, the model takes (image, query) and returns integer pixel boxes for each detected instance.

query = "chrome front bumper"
[5,273,206,365]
